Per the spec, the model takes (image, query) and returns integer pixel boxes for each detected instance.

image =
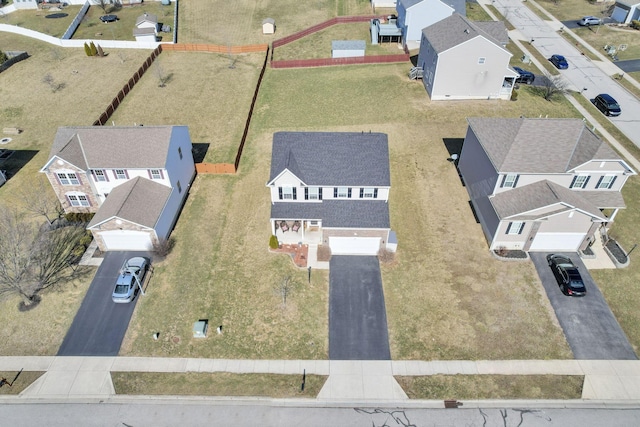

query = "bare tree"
[535,72,570,101]
[155,62,173,88]
[21,178,64,226]
[276,276,293,308]
[42,73,66,93]
[94,0,110,14]
[0,207,87,309]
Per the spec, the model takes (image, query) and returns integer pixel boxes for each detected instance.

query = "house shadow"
[442,138,465,187]
[191,143,210,163]
[410,54,418,66]
[468,200,480,224]
[0,150,38,179]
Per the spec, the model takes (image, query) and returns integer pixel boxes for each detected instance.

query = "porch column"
[300,220,305,241]
[271,219,276,236]
[609,208,620,222]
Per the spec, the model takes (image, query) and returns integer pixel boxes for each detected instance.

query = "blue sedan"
[548,54,568,69]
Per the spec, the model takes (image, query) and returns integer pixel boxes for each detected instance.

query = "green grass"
[112,372,327,397]
[0,371,45,395]
[466,2,493,22]
[616,74,640,100]
[533,0,608,22]
[397,375,583,399]
[570,26,640,62]
[0,6,83,38]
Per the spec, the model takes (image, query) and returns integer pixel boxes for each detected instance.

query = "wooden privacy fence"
[271,54,410,69]
[272,16,378,48]
[195,163,235,174]
[162,43,268,53]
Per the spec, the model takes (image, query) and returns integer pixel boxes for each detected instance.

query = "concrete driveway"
[329,256,391,360]
[529,252,637,360]
[57,251,152,356]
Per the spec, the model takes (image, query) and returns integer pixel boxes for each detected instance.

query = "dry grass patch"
[112,372,326,397]
[0,6,83,37]
[108,51,264,163]
[397,375,583,399]
[570,26,640,61]
[0,371,45,395]
[466,2,493,21]
[534,0,609,22]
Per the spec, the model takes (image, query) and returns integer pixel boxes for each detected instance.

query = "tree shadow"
[191,143,210,163]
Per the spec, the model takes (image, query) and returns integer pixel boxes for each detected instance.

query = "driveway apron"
[329,256,391,360]
[57,251,151,356]
[530,252,637,360]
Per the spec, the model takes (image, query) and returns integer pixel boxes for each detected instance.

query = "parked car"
[548,54,568,69]
[112,257,149,303]
[577,16,602,26]
[513,66,535,84]
[546,254,586,297]
[591,93,621,117]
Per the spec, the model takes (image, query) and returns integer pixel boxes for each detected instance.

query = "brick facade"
[90,217,157,252]
[44,160,100,213]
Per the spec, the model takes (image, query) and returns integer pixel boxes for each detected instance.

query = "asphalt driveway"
[57,251,152,356]
[329,256,391,360]
[530,252,636,360]
[615,59,640,73]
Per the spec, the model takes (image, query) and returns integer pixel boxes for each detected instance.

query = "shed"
[332,40,366,58]
[136,13,158,33]
[262,18,275,34]
[133,27,157,43]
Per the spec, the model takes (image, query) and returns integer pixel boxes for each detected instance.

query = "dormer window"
[596,175,617,189]
[570,174,590,189]
[278,187,297,200]
[500,174,519,188]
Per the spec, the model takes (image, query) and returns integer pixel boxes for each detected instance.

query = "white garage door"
[529,233,585,252]
[100,230,153,251]
[612,6,628,23]
[329,237,381,256]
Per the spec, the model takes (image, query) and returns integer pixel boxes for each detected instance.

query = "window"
[305,187,321,200]
[501,174,519,188]
[478,57,486,64]
[67,193,90,207]
[114,169,127,179]
[178,147,183,160]
[177,181,182,194]
[570,174,590,189]
[335,187,351,198]
[150,169,162,180]
[506,221,524,235]
[282,187,293,200]
[93,170,107,182]
[57,172,80,185]
[361,188,377,198]
[596,175,617,189]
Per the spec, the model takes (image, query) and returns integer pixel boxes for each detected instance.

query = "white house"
[266,132,393,256]
[40,126,196,251]
[396,0,465,49]
[611,0,640,23]
[12,0,38,10]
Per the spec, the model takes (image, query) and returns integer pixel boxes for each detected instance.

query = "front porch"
[272,219,322,245]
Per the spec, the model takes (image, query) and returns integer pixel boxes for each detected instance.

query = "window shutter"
[65,194,72,206]
[334,188,338,198]
[373,188,378,198]
[359,188,364,198]
[147,170,152,179]
[76,174,82,185]
[583,176,591,188]
[54,173,62,185]
[609,176,617,189]
[124,170,129,179]
[160,170,164,179]
[506,222,512,234]
[513,175,520,188]
[113,170,119,180]
[319,188,323,200]
[104,170,109,182]
[569,176,577,188]
[595,176,603,188]
[91,170,96,181]
[518,223,524,234]
[86,195,92,207]
[348,188,352,198]
[293,188,297,200]
[278,187,283,200]
[305,188,309,200]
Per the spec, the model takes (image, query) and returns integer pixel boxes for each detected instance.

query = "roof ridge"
[114,177,141,218]
[564,122,583,172]
[76,133,91,170]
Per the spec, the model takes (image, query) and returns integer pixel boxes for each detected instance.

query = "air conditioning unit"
[193,319,208,338]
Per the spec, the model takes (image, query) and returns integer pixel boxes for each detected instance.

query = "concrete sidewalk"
[4,356,640,402]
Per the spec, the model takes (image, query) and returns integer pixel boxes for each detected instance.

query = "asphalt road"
[615,59,640,73]
[57,251,152,356]
[529,252,637,360]
[329,256,391,360]
[3,401,640,427]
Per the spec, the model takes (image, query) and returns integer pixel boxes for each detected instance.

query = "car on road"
[548,54,569,69]
[112,257,149,303]
[546,254,586,297]
[591,93,622,117]
[513,66,535,84]
[577,16,602,26]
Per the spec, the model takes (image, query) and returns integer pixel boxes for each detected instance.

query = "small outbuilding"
[332,40,366,58]
[262,18,276,34]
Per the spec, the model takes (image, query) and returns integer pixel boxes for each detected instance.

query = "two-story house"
[395,0,464,49]
[416,13,518,100]
[266,132,393,256]
[40,126,195,251]
[459,117,636,252]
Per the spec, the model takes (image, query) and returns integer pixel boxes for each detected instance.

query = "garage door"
[100,230,153,251]
[329,237,381,256]
[529,233,585,252]
[612,6,629,23]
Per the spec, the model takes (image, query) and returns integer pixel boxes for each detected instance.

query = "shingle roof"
[466,118,622,173]
[422,13,508,53]
[268,132,390,187]
[332,40,366,50]
[133,27,156,36]
[50,126,175,170]
[87,177,171,229]
[270,200,390,228]
[490,180,607,221]
[136,13,158,25]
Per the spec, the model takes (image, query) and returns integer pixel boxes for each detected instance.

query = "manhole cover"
[0,138,11,145]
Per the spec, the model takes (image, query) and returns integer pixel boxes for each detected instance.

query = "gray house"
[266,132,392,256]
[417,13,518,100]
[459,117,636,252]
[395,0,465,49]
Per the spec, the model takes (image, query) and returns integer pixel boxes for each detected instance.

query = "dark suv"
[547,254,586,297]
[513,67,535,84]
[591,93,621,116]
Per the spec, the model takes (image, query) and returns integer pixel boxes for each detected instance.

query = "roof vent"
[464,28,470,34]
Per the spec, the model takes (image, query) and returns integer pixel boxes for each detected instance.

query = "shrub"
[0,50,8,63]
[153,237,175,258]
[269,234,279,249]
[378,248,396,264]
[631,20,640,30]
[511,88,518,101]
[64,212,95,223]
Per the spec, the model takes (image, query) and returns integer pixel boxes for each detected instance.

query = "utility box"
[521,54,530,64]
[193,319,208,338]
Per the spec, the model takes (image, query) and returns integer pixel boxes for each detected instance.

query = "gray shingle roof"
[270,200,390,228]
[332,40,366,50]
[466,118,622,173]
[268,132,390,187]
[136,13,158,25]
[87,177,172,229]
[50,126,176,170]
[422,13,508,53]
[580,191,626,209]
[490,180,607,221]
